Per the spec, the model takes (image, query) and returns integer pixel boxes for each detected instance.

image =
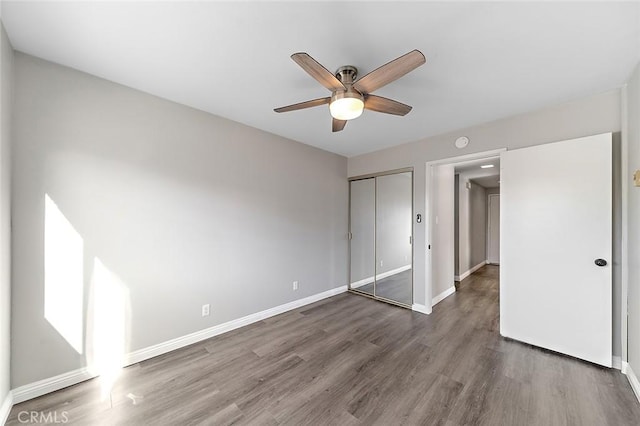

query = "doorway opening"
[454,157,501,281]
[426,150,503,309]
[425,134,617,368]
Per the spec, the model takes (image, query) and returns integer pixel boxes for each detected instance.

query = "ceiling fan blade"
[274,97,331,113]
[332,118,347,132]
[364,95,412,116]
[353,50,425,94]
[291,53,346,92]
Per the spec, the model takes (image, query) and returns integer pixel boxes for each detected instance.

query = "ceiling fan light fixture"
[329,90,364,120]
[274,50,425,131]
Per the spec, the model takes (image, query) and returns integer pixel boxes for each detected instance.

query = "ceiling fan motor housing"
[333,65,363,105]
[330,88,364,104]
[335,65,358,84]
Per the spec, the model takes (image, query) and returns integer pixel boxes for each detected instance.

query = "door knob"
[594,259,607,267]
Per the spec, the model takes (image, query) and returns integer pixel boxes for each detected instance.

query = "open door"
[500,133,612,367]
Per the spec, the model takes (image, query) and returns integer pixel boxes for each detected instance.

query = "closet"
[349,169,413,307]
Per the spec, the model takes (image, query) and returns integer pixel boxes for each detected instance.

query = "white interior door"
[500,133,612,367]
[487,194,500,264]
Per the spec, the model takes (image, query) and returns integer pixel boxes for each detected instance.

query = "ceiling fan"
[274,50,426,132]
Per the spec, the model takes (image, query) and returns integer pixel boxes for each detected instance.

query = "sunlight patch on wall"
[87,257,130,400]
[44,194,84,354]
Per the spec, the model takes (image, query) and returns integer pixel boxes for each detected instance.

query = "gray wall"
[455,177,488,277]
[486,189,500,263]
[431,164,455,299]
[11,53,348,388]
[0,22,13,406]
[456,175,470,277]
[627,62,640,375]
[469,181,487,269]
[348,89,624,356]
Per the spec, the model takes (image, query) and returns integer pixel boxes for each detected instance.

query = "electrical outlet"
[293,281,299,291]
[202,304,210,317]
[380,260,383,267]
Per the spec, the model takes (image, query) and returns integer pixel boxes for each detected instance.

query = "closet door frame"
[348,167,414,309]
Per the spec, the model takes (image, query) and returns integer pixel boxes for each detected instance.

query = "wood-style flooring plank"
[7,265,640,425]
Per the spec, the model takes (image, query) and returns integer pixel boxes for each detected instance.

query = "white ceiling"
[2,1,639,157]
[454,156,500,174]
[455,156,500,188]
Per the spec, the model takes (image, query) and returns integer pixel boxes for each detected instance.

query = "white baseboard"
[12,368,94,405]
[613,356,622,370]
[349,275,374,289]
[432,286,456,307]
[411,303,431,315]
[623,361,640,404]
[1,390,13,425]
[350,265,411,289]
[12,285,348,404]
[454,261,486,282]
[124,285,347,365]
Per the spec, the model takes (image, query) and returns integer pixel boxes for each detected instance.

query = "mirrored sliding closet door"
[349,169,413,307]
[349,178,376,297]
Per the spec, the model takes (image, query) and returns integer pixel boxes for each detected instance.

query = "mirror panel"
[375,172,413,305]
[349,178,375,296]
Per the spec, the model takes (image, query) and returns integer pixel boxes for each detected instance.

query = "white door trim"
[621,87,629,363]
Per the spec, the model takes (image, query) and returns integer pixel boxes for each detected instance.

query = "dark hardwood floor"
[7,265,640,425]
